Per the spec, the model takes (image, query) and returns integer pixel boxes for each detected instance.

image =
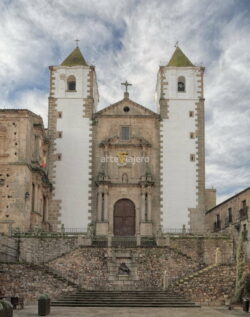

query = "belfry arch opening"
[177,76,185,92]
[67,75,76,91]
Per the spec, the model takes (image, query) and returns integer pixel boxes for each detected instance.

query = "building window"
[190,154,195,161]
[214,214,221,231]
[67,75,76,91]
[34,135,40,161]
[189,111,194,117]
[177,76,185,92]
[190,132,195,139]
[242,200,247,209]
[57,131,63,138]
[228,208,232,223]
[58,111,62,118]
[121,126,130,140]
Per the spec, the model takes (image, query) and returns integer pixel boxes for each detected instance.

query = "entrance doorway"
[113,199,135,236]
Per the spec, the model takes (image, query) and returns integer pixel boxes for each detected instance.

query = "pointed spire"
[61,47,88,67]
[167,46,194,67]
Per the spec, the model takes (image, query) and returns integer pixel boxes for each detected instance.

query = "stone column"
[45,196,49,222]
[34,184,38,212]
[97,189,102,221]
[104,190,108,221]
[104,145,109,178]
[147,190,152,221]
[141,188,145,222]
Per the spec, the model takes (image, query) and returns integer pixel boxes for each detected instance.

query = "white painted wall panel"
[161,100,197,229]
[159,67,201,229]
[54,98,91,229]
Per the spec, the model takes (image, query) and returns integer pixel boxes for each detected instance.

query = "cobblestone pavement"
[13,306,249,317]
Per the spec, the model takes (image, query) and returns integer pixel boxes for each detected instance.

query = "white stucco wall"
[158,67,201,229]
[52,66,93,229]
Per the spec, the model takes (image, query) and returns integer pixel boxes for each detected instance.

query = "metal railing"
[162,228,205,235]
[62,228,87,234]
[162,227,230,238]
[9,227,87,237]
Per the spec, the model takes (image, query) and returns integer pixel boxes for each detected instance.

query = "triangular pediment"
[95,97,158,117]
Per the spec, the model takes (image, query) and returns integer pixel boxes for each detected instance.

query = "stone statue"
[118,262,130,275]
[87,222,94,239]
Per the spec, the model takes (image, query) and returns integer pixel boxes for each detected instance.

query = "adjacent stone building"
[205,187,249,232]
[205,187,250,260]
[0,110,51,233]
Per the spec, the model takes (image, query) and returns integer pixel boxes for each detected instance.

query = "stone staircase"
[171,263,218,286]
[51,290,200,307]
[0,236,18,263]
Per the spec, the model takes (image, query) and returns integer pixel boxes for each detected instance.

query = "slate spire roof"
[167,46,194,67]
[61,47,88,66]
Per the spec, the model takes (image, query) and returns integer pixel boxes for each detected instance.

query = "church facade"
[47,46,216,236]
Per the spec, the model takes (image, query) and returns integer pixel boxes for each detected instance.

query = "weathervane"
[121,80,132,93]
[75,39,80,47]
[175,41,179,47]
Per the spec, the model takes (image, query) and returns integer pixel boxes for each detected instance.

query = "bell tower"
[156,46,206,231]
[48,46,99,230]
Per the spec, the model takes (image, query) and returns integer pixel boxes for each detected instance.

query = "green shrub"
[233,231,246,302]
[38,294,49,300]
[0,300,13,309]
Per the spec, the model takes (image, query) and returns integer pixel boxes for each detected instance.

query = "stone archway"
[113,199,135,236]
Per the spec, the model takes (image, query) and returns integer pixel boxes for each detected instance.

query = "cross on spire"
[121,80,132,93]
[175,41,179,48]
[75,39,80,47]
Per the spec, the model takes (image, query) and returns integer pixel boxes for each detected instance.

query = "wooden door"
[114,199,135,236]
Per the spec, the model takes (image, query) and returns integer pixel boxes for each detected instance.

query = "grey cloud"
[0,0,249,204]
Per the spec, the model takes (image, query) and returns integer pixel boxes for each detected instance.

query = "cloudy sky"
[1,0,249,203]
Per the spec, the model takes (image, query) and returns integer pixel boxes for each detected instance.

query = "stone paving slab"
[13,306,249,317]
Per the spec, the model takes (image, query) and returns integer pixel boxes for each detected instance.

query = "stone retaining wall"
[168,264,236,305]
[48,247,203,290]
[0,263,77,304]
[0,235,18,262]
[19,236,80,264]
[0,234,234,266]
[168,235,233,265]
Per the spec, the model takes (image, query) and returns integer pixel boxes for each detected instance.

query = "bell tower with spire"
[47,46,99,230]
[156,46,206,231]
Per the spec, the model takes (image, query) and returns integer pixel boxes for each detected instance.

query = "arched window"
[67,75,76,91]
[122,173,128,183]
[177,76,185,92]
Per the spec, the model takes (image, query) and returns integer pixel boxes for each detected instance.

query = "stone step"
[52,303,199,307]
[51,291,199,307]
[63,294,186,298]
[64,294,184,299]
[52,298,198,303]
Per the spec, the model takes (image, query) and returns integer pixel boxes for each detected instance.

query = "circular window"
[123,106,130,113]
